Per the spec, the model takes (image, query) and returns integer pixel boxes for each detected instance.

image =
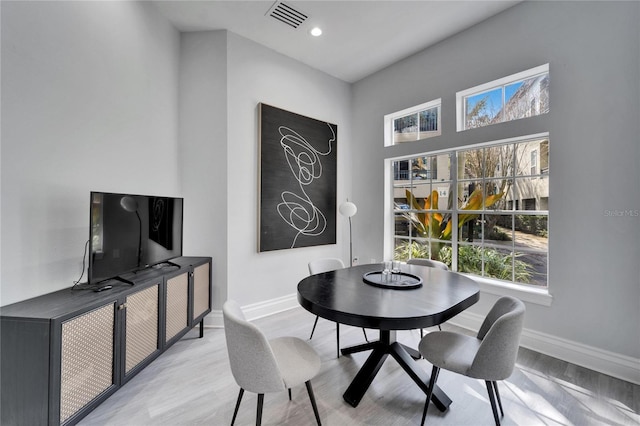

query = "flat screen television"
[88,191,184,285]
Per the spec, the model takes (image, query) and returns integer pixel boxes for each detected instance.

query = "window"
[540,140,549,174]
[531,150,538,175]
[384,99,441,146]
[456,64,549,131]
[390,135,549,288]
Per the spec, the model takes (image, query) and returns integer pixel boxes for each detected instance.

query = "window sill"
[463,274,553,306]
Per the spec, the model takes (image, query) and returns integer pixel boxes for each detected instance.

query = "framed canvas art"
[258,103,337,252]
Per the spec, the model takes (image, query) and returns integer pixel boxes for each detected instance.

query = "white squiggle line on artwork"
[276,123,335,248]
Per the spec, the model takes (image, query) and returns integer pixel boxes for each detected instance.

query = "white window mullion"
[451,151,459,271]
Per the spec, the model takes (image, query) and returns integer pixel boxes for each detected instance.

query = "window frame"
[384,98,441,147]
[456,63,549,132]
[385,133,552,306]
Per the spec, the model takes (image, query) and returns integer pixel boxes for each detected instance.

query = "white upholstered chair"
[407,258,449,270]
[307,258,368,357]
[308,257,345,275]
[223,300,322,426]
[418,296,525,425]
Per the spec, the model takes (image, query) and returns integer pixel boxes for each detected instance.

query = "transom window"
[384,99,441,146]
[390,135,549,288]
[456,64,549,131]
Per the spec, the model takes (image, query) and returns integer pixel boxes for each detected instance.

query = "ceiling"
[152,1,520,83]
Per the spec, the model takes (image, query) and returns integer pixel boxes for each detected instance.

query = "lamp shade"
[339,201,357,218]
[120,196,138,213]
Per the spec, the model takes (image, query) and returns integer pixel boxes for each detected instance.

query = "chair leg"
[420,324,440,338]
[485,381,501,426]
[362,328,369,342]
[336,323,340,358]
[288,388,292,400]
[231,388,244,426]
[492,381,504,417]
[305,381,322,426]
[309,316,319,339]
[256,394,264,426]
[421,365,440,426]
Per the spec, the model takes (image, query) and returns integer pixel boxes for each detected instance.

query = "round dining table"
[297,262,480,410]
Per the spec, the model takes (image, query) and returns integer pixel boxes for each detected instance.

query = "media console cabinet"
[0,256,212,426]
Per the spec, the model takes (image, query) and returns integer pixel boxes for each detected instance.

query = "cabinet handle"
[118,303,127,310]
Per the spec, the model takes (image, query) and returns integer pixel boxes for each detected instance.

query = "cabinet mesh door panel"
[60,303,114,424]
[125,284,159,373]
[193,263,210,319]
[166,273,188,342]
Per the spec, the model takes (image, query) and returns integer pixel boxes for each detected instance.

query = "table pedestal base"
[341,330,452,411]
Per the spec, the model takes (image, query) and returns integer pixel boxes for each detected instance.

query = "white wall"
[225,32,352,307]
[0,1,180,305]
[178,30,352,312]
[178,31,229,312]
[351,1,640,360]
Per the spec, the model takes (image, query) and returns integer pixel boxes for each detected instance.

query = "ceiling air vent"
[266,1,308,29]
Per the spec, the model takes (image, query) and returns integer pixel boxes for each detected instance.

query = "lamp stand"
[348,216,353,267]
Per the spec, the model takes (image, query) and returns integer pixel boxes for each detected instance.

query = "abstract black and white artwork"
[258,103,337,252]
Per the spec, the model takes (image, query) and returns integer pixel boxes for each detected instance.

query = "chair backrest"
[308,258,345,275]
[469,296,526,380]
[407,258,449,271]
[222,300,285,393]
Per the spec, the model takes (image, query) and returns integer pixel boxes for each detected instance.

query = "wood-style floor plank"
[79,307,639,425]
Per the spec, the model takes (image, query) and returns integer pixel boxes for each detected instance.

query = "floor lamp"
[339,200,357,267]
[339,199,369,343]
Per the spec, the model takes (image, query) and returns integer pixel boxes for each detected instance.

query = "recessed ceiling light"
[310,27,322,37]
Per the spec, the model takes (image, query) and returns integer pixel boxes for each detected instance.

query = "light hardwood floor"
[79,306,639,425]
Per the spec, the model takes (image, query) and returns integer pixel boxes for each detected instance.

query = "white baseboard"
[204,293,299,328]
[204,310,223,328]
[204,293,640,385]
[241,293,300,321]
[449,310,640,386]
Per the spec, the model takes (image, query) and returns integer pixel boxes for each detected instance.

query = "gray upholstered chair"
[407,258,449,270]
[307,258,368,357]
[407,258,449,335]
[418,296,525,426]
[222,300,322,426]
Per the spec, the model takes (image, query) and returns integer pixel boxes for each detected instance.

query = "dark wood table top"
[297,263,480,331]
